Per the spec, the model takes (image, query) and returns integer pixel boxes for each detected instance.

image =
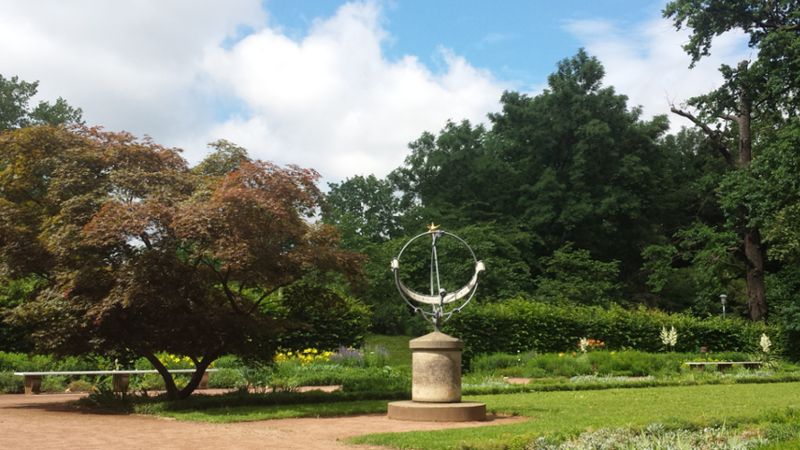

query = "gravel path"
[0,393,526,450]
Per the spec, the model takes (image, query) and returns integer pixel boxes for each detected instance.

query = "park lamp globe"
[720,294,727,319]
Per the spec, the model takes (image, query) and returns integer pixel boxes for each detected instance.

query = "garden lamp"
[720,294,727,319]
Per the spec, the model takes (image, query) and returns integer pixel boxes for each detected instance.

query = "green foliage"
[472,349,758,379]
[0,371,23,393]
[0,275,46,352]
[274,282,370,352]
[363,334,413,367]
[339,366,410,393]
[191,139,250,176]
[0,126,363,400]
[325,174,407,247]
[0,74,83,131]
[443,299,783,367]
[534,243,621,307]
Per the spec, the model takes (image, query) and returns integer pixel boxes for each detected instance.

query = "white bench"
[684,361,762,372]
[13,369,218,394]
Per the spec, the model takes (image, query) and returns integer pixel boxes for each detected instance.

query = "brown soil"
[0,392,527,450]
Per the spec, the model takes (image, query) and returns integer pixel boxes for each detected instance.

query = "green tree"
[0,126,361,400]
[0,75,83,131]
[663,0,800,320]
[326,174,407,249]
[534,242,621,307]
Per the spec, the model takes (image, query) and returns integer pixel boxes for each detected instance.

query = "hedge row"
[442,299,785,366]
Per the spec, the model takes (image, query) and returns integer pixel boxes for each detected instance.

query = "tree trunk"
[736,62,767,321]
[744,226,767,321]
[669,60,769,321]
[141,351,181,400]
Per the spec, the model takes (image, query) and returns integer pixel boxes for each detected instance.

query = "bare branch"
[670,106,738,168]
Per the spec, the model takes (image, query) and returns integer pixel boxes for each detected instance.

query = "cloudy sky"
[0,0,752,186]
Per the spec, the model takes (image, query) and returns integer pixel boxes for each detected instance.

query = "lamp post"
[720,294,727,319]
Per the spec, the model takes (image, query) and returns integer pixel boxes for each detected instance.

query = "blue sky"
[267,0,663,87]
[0,0,751,184]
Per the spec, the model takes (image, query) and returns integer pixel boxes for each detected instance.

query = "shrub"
[525,353,593,377]
[0,371,24,393]
[443,299,785,367]
[208,368,242,389]
[340,366,410,393]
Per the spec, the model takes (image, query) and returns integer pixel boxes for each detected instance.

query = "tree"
[326,174,406,249]
[663,0,800,320]
[0,75,83,131]
[0,126,361,400]
[534,242,621,307]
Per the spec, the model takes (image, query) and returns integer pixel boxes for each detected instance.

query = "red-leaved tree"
[0,126,361,399]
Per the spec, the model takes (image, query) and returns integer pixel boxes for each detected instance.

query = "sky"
[0,0,753,186]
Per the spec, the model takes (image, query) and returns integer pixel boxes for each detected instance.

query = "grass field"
[364,334,414,367]
[350,382,800,449]
[158,399,390,422]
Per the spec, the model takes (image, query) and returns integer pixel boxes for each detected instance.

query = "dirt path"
[0,393,526,450]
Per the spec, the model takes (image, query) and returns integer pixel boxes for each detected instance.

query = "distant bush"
[443,299,785,367]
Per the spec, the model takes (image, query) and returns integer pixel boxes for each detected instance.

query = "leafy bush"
[472,349,764,378]
[0,351,112,372]
[273,283,371,352]
[340,366,410,393]
[443,299,785,367]
[0,371,24,393]
[208,368,242,389]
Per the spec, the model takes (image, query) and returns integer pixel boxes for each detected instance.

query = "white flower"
[668,327,678,347]
[660,326,678,349]
[579,338,589,354]
[760,333,771,353]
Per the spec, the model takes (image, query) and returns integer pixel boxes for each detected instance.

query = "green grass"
[364,334,413,367]
[155,399,391,422]
[351,382,800,450]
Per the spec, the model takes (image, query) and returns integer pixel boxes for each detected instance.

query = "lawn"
[364,334,414,367]
[350,382,800,449]
[158,399,391,422]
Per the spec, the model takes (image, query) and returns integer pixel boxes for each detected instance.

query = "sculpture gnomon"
[391,226,485,331]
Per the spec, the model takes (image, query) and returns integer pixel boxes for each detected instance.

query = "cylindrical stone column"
[409,331,464,403]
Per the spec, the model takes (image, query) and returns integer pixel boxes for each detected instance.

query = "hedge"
[441,299,785,367]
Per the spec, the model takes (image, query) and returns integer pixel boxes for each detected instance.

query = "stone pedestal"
[24,375,41,395]
[112,373,130,393]
[388,331,486,422]
[410,331,464,402]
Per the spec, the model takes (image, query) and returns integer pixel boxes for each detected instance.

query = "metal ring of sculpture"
[391,229,485,331]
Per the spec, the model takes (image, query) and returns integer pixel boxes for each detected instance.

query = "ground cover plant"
[351,382,800,450]
[470,349,762,379]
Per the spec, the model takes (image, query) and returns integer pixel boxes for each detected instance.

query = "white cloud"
[563,17,753,131]
[0,0,267,144]
[0,0,506,185]
[199,1,507,183]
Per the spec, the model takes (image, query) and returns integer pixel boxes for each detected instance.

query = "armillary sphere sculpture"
[391,223,485,331]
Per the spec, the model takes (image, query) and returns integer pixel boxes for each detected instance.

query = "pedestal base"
[387,401,486,422]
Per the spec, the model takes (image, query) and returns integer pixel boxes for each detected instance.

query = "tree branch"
[670,106,738,168]
[202,259,245,315]
[248,280,296,316]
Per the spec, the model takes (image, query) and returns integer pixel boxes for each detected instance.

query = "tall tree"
[0,74,83,131]
[663,0,800,320]
[326,174,406,249]
[388,50,680,304]
[0,126,361,400]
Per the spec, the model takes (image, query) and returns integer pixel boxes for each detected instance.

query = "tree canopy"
[0,74,83,131]
[0,126,361,399]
